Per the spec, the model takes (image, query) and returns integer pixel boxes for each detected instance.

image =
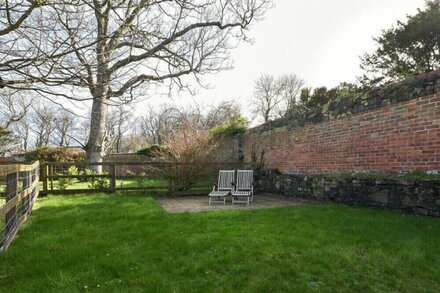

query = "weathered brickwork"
[243,93,440,174]
[211,135,244,163]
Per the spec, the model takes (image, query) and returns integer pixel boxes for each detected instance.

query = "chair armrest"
[212,183,218,191]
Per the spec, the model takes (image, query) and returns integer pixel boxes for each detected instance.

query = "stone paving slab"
[156,194,308,213]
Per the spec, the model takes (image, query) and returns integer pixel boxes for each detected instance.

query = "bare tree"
[0,0,42,37]
[123,122,145,153]
[278,74,304,114]
[30,103,57,148]
[13,116,31,151]
[53,110,76,147]
[105,105,132,154]
[138,101,241,147]
[0,90,31,128]
[0,0,272,171]
[250,73,304,123]
[0,1,64,89]
[0,89,31,154]
[139,105,182,145]
[186,100,240,129]
[73,116,91,149]
[250,74,283,123]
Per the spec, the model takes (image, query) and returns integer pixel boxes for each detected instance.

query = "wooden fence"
[40,161,251,195]
[0,161,40,251]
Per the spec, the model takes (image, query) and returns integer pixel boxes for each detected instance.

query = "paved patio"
[156,194,308,213]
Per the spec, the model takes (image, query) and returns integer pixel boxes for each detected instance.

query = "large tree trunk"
[86,97,108,173]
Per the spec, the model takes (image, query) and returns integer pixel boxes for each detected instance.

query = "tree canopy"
[299,82,362,109]
[0,0,272,169]
[360,0,440,86]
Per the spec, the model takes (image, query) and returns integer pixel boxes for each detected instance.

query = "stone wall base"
[255,169,440,217]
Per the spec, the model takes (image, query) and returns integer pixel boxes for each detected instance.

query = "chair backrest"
[236,170,253,190]
[218,170,235,191]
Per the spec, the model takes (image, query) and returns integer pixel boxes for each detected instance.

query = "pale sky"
[142,0,426,123]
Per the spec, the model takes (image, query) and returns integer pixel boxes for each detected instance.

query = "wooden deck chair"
[232,170,254,205]
[208,170,235,205]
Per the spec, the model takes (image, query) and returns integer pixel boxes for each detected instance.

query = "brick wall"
[242,93,440,174]
[211,135,243,163]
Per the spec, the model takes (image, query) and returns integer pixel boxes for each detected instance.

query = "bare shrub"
[160,122,217,192]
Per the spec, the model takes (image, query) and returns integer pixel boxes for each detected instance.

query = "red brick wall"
[243,93,440,174]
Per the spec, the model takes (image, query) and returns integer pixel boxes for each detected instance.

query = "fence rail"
[40,161,252,195]
[0,161,40,251]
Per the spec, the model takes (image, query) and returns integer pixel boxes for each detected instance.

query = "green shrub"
[92,177,109,190]
[137,145,170,157]
[210,114,248,138]
[57,178,70,190]
[82,169,109,189]
[57,166,79,190]
[127,170,149,187]
[25,147,85,163]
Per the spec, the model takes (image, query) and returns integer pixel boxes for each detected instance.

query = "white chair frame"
[208,170,235,205]
[232,170,254,205]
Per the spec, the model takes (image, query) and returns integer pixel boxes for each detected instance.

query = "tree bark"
[85,97,108,173]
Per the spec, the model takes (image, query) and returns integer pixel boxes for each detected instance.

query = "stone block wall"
[255,169,440,217]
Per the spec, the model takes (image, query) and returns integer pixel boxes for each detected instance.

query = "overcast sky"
[59,0,428,122]
[127,0,427,123]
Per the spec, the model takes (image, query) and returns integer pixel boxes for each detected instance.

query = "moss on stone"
[320,171,440,181]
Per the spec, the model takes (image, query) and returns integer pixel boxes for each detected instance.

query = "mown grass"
[1,193,440,292]
[40,179,212,192]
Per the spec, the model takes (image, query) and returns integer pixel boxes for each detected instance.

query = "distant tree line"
[0,97,246,156]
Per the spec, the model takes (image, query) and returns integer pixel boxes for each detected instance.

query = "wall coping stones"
[248,69,440,134]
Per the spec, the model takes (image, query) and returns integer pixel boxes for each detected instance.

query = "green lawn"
[1,194,440,292]
[41,179,211,192]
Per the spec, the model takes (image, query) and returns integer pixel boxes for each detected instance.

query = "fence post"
[109,164,116,192]
[167,163,173,196]
[22,171,30,215]
[49,165,54,191]
[41,164,48,196]
[5,171,18,236]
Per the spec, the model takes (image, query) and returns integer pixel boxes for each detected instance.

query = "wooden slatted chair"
[232,170,254,205]
[208,170,235,205]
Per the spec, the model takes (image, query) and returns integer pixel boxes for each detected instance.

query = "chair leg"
[209,197,211,205]
[223,197,226,205]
